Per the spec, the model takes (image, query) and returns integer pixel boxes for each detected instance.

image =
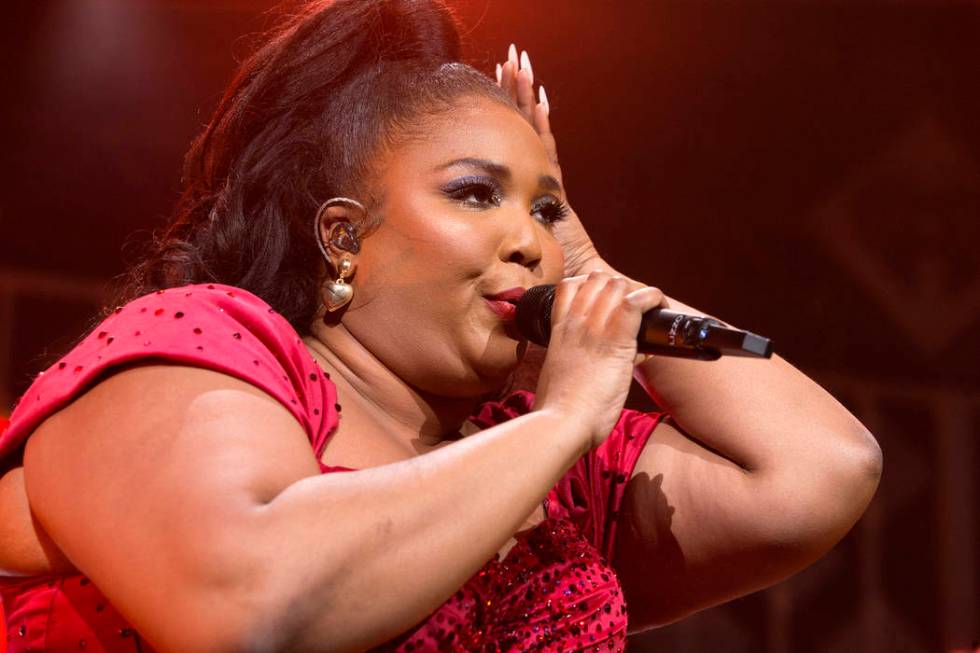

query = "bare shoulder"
[24,361,323,542]
[27,362,320,499]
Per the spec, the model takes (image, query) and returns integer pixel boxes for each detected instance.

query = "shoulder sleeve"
[584,407,665,562]
[469,390,666,563]
[0,284,339,463]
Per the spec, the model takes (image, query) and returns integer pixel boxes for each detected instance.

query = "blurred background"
[1,0,978,650]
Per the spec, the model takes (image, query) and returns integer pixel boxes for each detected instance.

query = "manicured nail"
[495,62,502,84]
[520,50,533,85]
[538,85,550,114]
[508,43,518,66]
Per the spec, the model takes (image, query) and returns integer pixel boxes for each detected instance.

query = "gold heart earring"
[314,197,363,313]
[322,254,354,312]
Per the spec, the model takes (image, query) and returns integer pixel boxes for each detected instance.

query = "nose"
[498,206,544,269]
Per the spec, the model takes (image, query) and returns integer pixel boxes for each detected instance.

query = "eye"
[531,196,570,225]
[442,177,503,208]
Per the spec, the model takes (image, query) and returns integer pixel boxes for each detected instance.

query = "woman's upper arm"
[612,416,876,631]
[0,465,76,576]
[23,362,322,652]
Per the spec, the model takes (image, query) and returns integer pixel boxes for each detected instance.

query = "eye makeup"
[441,176,568,225]
[441,175,504,208]
[439,174,569,225]
[530,196,570,224]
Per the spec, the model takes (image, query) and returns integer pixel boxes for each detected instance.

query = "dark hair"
[113,0,513,334]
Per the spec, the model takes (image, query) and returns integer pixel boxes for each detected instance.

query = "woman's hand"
[533,271,665,449]
[495,44,606,278]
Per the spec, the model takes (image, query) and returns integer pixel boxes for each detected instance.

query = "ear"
[314,197,367,275]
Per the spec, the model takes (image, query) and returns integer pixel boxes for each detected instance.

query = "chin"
[416,327,526,399]
[473,336,526,387]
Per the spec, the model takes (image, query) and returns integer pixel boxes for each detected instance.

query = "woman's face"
[340,95,566,398]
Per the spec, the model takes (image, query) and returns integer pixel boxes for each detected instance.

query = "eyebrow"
[436,157,563,193]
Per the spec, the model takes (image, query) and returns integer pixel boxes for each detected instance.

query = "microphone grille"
[515,284,556,347]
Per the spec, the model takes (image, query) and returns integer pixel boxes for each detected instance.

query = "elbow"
[131,549,337,653]
[760,427,883,552]
[197,565,317,653]
[865,430,884,479]
[223,555,350,653]
[813,422,883,497]
[846,426,884,492]
[172,582,334,653]
[819,425,884,527]
[832,429,883,530]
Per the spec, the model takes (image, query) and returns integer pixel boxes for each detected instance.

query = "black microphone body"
[514,285,773,361]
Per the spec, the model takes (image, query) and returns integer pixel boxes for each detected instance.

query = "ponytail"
[113,0,512,333]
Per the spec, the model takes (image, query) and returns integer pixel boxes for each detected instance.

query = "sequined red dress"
[0,284,664,652]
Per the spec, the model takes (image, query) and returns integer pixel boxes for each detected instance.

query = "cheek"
[361,201,493,291]
[409,219,493,280]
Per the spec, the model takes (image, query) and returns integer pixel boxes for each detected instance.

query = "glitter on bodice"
[378,517,627,652]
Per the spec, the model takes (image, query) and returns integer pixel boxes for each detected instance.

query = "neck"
[303,321,487,449]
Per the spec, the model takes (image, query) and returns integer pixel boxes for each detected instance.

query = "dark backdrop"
[1,1,977,651]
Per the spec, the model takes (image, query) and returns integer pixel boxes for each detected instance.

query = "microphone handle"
[513,284,773,360]
[639,310,773,360]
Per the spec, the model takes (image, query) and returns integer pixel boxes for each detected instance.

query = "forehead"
[380,96,555,179]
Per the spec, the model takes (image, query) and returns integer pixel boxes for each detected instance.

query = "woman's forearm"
[580,257,882,477]
[247,408,589,653]
[634,292,882,477]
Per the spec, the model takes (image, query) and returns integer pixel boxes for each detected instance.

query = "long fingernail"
[508,43,518,66]
[538,85,550,114]
[520,50,533,85]
[495,62,502,84]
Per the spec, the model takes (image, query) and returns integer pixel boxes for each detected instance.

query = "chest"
[384,516,630,651]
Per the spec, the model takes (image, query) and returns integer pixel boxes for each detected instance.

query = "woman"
[0,1,882,651]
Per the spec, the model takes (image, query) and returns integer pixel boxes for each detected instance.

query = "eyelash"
[442,177,569,225]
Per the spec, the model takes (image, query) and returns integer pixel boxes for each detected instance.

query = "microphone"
[514,285,773,361]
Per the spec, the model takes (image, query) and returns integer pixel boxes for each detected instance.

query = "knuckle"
[562,312,585,329]
[555,278,576,297]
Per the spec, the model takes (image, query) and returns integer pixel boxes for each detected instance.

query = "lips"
[484,299,517,321]
[483,287,526,322]
[484,287,527,304]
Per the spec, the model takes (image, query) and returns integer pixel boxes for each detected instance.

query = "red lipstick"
[484,287,527,303]
[484,299,517,320]
[483,287,526,321]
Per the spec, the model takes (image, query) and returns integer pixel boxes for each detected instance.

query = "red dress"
[0,284,664,652]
